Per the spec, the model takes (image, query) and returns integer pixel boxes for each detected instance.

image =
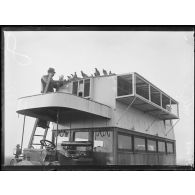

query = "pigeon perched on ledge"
[81,71,88,78]
[109,71,116,75]
[94,68,100,76]
[67,76,72,81]
[74,72,78,78]
[103,69,108,75]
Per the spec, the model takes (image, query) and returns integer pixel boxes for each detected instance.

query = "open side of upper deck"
[116,73,179,120]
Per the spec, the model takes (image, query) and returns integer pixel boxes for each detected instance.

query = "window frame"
[166,142,174,154]
[72,81,78,95]
[117,132,133,151]
[117,75,133,97]
[84,79,90,98]
[72,79,91,98]
[134,136,146,152]
[147,138,157,152]
[157,140,166,153]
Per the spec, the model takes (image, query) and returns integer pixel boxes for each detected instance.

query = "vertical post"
[169,97,171,112]
[77,81,79,96]
[69,120,72,141]
[132,135,134,152]
[165,142,167,154]
[156,140,159,165]
[149,84,151,101]
[56,110,59,156]
[173,140,176,155]
[21,115,26,151]
[177,103,179,118]
[132,73,136,96]
[28,118,39,148]
[89,77,93,99]
[145,138,148,152]
[88,131,94,148]
[113,128,118,165]
[69,131,75,141]
[51,130,55,144]
[83,79,85,97]
[69,122,75,142]
[116,75,118,97]
[156,140,158,153]
[160,92,162,108]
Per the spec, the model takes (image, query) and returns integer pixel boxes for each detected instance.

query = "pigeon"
[95,68,100,76]
[74,72,77,78]
[103,69,108,75]
[81,71,88,78]
[70,72,78,80]
[67,76,72,81]
[109,71,116,75]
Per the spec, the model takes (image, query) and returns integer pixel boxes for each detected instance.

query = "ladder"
[28,74,53,149]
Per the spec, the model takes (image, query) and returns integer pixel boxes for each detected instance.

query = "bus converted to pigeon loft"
[14,71,179,166]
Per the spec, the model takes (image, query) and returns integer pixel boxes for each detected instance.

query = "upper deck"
[17,92,112,122]
[16,72,179,122]
[116,72,179,120]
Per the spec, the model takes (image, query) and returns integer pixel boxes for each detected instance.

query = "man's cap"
[48,67,56,73]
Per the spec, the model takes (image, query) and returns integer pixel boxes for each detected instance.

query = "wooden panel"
[147,153,158,165]
[158,153,167,165]
[134,153,146,165]
[93,76,116,108]
[117,151,176,165]
[115,101,175,140]
[93,152,114,165]
[165,154,176,165]
[117,152,134,165]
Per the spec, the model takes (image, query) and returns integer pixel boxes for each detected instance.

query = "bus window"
[158,141,166,152]
[134,137,146,151]
[147,139,157,151]
[94,131,113,153]
[74,131,89,142]
[167,142,174,153]
[118,134,132,150]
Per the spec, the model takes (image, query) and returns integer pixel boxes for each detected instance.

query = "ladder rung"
[32,143,41,145]
[34,135,44,136]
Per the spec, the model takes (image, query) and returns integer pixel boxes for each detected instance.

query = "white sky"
[4,31,194,164]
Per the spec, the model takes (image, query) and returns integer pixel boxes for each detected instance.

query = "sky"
[4,30,194,165]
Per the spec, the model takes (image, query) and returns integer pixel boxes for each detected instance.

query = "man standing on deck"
[41,67,64,93]
[38,67,64,129]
